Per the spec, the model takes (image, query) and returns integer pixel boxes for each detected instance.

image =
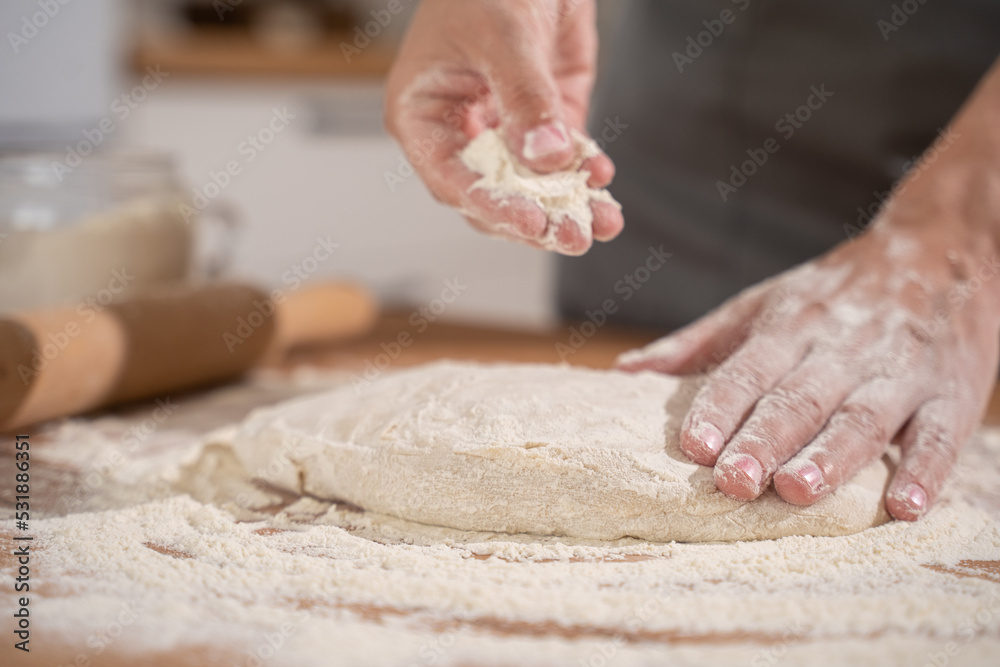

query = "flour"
[4,368,1000,667]
[459,128,621,251]
[233,362,890,542]
[0,194,191,312]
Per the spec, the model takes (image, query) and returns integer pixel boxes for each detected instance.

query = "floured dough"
[232,362,891,542]
[459,128,621,251]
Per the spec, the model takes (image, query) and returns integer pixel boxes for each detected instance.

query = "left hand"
[616,218,1000,521]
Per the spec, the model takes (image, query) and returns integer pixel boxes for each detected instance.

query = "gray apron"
[559,0,1000,331]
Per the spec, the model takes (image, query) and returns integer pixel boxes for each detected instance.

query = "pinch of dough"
[233,362,891,542]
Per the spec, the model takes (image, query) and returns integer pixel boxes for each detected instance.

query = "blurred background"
[0,0,627,328]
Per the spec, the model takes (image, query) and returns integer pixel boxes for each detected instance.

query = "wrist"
[879,147,1000,256]
[878,60,1000,263]
[871,155,1000,318]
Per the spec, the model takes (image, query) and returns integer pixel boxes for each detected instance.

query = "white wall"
[116,79,557,328]
[3,0,635,327]
[0,0,122,147]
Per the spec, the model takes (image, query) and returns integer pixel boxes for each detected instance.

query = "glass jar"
[0,151,231,313]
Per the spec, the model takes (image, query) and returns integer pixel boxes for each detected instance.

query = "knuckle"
[713,366,769,401]
[836,402,888,443]
[504,85,558,123]
[912,422,959,464]
[765,384,826,427]
[894,316,932,356]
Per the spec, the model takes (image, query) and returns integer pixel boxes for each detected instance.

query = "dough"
[233,362,891,542]
[459,128,621,251]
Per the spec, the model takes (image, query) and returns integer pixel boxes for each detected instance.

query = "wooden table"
[2,314,998,666]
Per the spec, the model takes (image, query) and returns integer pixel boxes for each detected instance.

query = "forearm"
[878,57,1000,304]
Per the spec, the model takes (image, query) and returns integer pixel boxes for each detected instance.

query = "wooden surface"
[2,313,999,666]
[283,312,663,373]
[132,31,395,79]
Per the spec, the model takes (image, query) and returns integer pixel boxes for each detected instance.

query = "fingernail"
[523,122,570,161]
[730,454,763,489]
[798,463,824,493]
[692,422,724,457]
[902,482,927,515]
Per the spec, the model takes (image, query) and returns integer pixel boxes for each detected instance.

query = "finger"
[615,281,773,374]
[712,357,856,500]
[438,155,549,239]
[773,381,919,505]
[583,153,615,189]
[680,331,807,468]
[592,201,624,243]
[543,216,593,256]
[385,65,552,241]
[464,215,549,251]
[487,49,576,173]
[886,399,971,521]
[462,206,548,249]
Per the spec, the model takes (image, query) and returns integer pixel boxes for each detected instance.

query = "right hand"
[384,0,624,255]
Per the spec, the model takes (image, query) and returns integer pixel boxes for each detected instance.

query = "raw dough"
[459,128,621,251]
[232,362,891,542]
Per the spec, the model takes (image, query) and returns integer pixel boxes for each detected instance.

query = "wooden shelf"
[132,30,395,79]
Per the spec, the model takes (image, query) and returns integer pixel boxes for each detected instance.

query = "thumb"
[489,53,577,173]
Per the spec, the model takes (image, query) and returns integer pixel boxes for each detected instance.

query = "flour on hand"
[232,361,891,542]
[458,128,621,253]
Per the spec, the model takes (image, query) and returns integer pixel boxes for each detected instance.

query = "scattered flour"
[459,128,621,251]
[2,367,999,667]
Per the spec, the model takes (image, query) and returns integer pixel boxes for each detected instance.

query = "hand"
[384,0,623,255]
[616,220,1000,521]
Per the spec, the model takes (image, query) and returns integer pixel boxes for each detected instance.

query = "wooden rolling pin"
[0,282,377,432]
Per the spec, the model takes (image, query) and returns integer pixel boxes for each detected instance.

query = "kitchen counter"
[2,315,998,666]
